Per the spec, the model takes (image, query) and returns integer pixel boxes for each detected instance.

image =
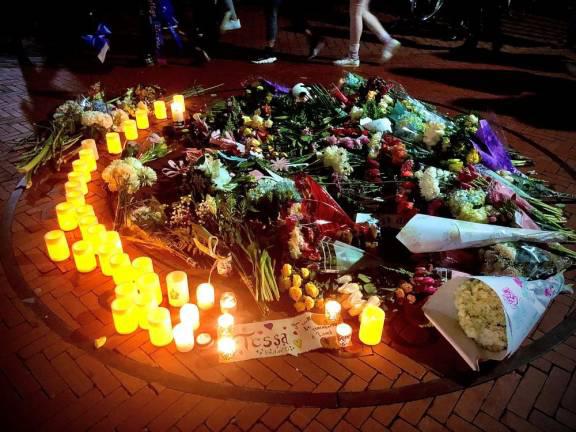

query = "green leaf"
[358,273,372,283]
[363,283,377,295]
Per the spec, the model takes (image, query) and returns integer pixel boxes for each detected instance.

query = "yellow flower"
[279,277,291,291]
[303,296,315,310]
[242,115,251,125]
[315,298,325,311]
[249,138,261,147]
[367,90,377,101]
[292,274,302,288]
[305,282,319,298]
[466,148,481,165]
[301,268,310,279]
[448,159,464,173]
[264,119,273,128]
[243,128,253,137]
[281,263,292,278]
[294,301,306,313]
[289,286,303,302]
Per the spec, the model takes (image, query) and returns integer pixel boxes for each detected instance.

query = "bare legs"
[348,0,392,60]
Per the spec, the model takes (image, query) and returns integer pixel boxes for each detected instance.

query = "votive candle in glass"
[81,138,99,160]
[220,292,237,314]
[44,230,70,262]
[122,119,138,141]
[72,159,91,183]
[148,307,173,347]
[196,282,215,310]
[359,304,385,346]
[106,132,122,155]
[111,297,138,335]
[218,336,236,361]
[171,102,184,125]
[173,94,185,107]
[78,215,98,239]
[110,253,134,285]
[135,109,149,129]
[166,271,189,307]
[132,256,154,278]
[66,190,85,208]
[180,303,200,330]
[79,148,97,172]
[196,332,212,348]
[67,171,88,194]
[325,300,342,323]
[173,323,195,352]
[336,323,352,348]
[72,240,97,273]
[153,100,167,120]
[136,294,157,329]
[136,272,163,306]
[97,243,116,276]
[101,230,122,251]
[86,223,106,251]
[64,180,84,196]
[55,202,78,231]
[217,313,235,338]
[114,282,138,302]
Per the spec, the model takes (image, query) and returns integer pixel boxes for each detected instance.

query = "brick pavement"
[1,4,576,431]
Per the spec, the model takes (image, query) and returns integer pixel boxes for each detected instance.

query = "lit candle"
[132,256,154,278]
[72,160,91,183]
[148,307,173,347]
[359,304,385,346]
[218,336,236,361]
[153,101,167,120]
[64,180,84,196]
[196,332,212,348]
[111,298,138,335]
[217,313,235,338]
[67,172,88,194]
[44,230,70,262]
[136,294,157,329]
[101,231,123,251]
[79,148,97,172]
[110,253,134,285]
[196,282,215,310]
[325,300,342,323]
[115,282,138,301]
[97,243,117,276]
[171,102,184,125]
[72,240,97,273]
[173,323,195,352]
[81,138,99,160]
[180,303,200,330]
[336,323,352,348]
[55,202,78,231]
[78,215,98,239]
[173,94,185,107]
[86,223,106,251]
[166,271,189,307]
[106,132,123,155]
[220,292,237,314]
[75,204,95,219]
[66,190,85,208]
[135,109,149,129]
[122,119,138,141]
[136,272,163,305]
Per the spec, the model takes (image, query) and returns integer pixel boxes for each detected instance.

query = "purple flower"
[502,287,519,308]
[340,137,355,150]
[326,135,338,146]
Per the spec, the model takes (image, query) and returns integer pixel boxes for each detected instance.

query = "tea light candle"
[148,307,173,346]
[78,215,98,239]
[64,181,84,196]
[67,172,88,194]
[106,132,122,155]
[180,303,200,330]
[72,159,91,183]
[220,292,237,314]
[173,323,194,352]
[173,94,185,107]
[135,109,149,129]
[97,243,116,276]
[196,332,212,348]
[111,298,138,335]
[336,323,352,348]
[86,224,106,251]
[218,336,236,361]
[66,190,85,208]
[217,313,235,338]
[196,282,215,310]
[79,148,97,172]
[359,304,385,346]
[101,231,123,251]
[136,294,157,329]
[132,256,154,278]
[55,202,78,231]
[136,272,163,305]
[166,271,189,307]
[109,253,134,285]
[325,300,342,323]
[72,240,97,273]
[154,100,167,120]
[75,204,95,219]
[114,282,137,302]
[122,119,138,141]
[81,138,99,160]
[171,102,184,125]
[44,230,70,262]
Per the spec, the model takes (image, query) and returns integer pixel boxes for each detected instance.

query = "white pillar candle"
[180,303,200,330]
[132,256,154,278]
[173,323,194,352]
[79,148,97,172]
[166,271,189,307]
[136,272,163,305]
[196,282,215,311]
[171,102,184,124]
[336,323,352,348]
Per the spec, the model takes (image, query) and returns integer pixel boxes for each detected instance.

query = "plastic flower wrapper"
[471,120,518,173]
[423,273,569,370]
[340,72,367,95]
[397,214,569,253]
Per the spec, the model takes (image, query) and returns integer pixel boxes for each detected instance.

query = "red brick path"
[1,6,576,431]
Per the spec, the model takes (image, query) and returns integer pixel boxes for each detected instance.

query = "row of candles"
[105,94,186,155]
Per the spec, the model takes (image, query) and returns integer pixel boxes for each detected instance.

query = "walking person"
[452,0,509,53]
[334,0,401,67]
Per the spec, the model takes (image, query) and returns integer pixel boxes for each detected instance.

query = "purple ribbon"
[82,23,111,53]
[471,120,519,173]
[263,79,290,94]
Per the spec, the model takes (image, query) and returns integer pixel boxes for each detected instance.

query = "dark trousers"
[465,0,505,45]
[265,0,321,42]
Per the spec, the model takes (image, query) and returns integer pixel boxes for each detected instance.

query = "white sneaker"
[333,57,360,67]
[380,39,401,63]
[220,11,241,32]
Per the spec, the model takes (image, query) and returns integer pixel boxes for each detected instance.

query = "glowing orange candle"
[86,223,106,250]
[166,271,189,307]
[81,138,99,160]
[218,336,236,361]
[171,102,184,124]
[79,148,97,172]
[106,132,122,155]
[135,109,149,129]
[136,294,157,329]
[359,304,385,346]
[75,204,95,219]
[114,282,138,301]
[148,307,173,346]
[173,94,185,107]
[78,215,98,239]
[153,100,167,120]
[65,180,84,196]
[122,119,138,141]
[180,303,200,330]
[72,240,97,273]
[325,300,342,323]
[336,323,352,348]
[196,332,212,348]
[173,323,194,352]
[101,231,122,251]
[136,273,163,306]
[67,172,88,194]
[217,313,235,338]
[65,190,85,208]
[55,202,78,231]
[72,160,91,183]
[196,282,214,310]
[111,298,138,335]
[109,253,133,285]
[132,256,154,278]
[97,243,116,276]
[44,230,70,262]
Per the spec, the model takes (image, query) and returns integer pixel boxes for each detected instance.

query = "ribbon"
[471,120,519,173]
[82,23,111,63]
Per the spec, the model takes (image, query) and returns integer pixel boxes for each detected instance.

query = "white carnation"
[322,145,353,177]
[422,122,445,148]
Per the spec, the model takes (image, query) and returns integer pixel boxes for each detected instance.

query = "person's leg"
[266,0,283,47]
[287,0,326,59]
[361,0,392,44]
[485,0,504,51]
[223,0,237,20]
[349,0,365,60]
